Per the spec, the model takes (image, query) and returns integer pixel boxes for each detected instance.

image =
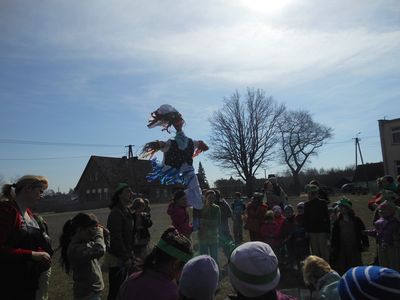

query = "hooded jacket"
[167,202,193,237]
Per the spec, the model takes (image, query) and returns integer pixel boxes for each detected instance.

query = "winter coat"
[215,198,233,237]
[365,216,400,247]
[199,204,221,244]
[245,201,268,233]
[107,204,134,262]
[260,221,281,249]
[314,271,341,300]
[132,212,152,246]
[68,227,106,299]
[167,202,193,237]
[304,198,330,233]
[331,214,369,254]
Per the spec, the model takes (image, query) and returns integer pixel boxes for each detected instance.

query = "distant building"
[378,118,400,176]
[214,176,246,197]
[353,162,384,185]
[75,155,182,206]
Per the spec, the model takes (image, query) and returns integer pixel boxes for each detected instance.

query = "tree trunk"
[245,176,254,197]
[292,172,301,195]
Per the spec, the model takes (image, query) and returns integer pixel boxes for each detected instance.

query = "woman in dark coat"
[331,197,369,275]
[106,183,134,300]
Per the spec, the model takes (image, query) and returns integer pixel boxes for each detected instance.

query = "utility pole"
[125,144,139,194]
[125,144,134,159]
[353,133,369,190]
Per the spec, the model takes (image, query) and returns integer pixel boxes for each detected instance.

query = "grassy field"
[44,194,376,299]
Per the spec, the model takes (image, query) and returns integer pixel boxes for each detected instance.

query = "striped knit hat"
[229,242,280,298]
[338,266,400,300]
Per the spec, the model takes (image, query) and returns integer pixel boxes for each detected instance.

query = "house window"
[104,188,108,200]
[98,189,102,201]
[392,126,400,144]
[92,189,96,194]
[86,189,90,194]
[396,160,400,176]
[156,189,160,198]
[95,172,98,181]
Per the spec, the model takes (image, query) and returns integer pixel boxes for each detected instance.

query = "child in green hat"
[331,197,369,274]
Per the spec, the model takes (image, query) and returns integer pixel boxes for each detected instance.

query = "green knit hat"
[115,182,129,194]
[306,184,319,193]
[337,197,352,208]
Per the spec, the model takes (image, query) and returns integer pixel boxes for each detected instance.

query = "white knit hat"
[179,255,219,300]
[229,242,280,298]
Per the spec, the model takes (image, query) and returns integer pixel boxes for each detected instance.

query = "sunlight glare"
[239,0,294,15]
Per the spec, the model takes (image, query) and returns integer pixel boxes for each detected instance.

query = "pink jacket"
[167,203,193,237]
[260,221,282,248]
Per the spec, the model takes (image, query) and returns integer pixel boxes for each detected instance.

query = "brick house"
[75,155,182,206]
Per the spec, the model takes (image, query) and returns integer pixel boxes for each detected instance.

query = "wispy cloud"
[2,1,399,86]
[1,0,399,190]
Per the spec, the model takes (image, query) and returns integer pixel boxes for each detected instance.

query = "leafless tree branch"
[209,88,285,195]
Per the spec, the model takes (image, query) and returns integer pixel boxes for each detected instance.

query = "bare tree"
[0,174,5,187]
[278,110,333,194]
[209,88,285,196]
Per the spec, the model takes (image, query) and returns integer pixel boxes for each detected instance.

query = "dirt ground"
[44,194,376,300]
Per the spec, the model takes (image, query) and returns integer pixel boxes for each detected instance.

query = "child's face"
[338,205,351,215]
[273,208,282,217]
[329,210,337,221]
[119,188,134,207]
[176,195,187,207]
[205,193,215,205]
[284,209,294,218]
[135,204,145,212]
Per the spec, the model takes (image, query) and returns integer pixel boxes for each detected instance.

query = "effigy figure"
[141,104,208,212]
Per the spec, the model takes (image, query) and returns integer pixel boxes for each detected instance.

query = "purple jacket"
[118,270,178,300]
[366,216,400,246]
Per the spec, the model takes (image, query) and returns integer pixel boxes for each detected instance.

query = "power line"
[0,138,123,148]
[326,139,352,144]
[325,135,379,145]
[0,136,379,147]
[0,152,124,161]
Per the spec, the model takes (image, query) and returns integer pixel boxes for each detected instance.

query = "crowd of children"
[246,191,312,272]
[2,174,400,300]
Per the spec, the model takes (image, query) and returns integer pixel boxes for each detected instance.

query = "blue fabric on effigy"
[146,159,184,185]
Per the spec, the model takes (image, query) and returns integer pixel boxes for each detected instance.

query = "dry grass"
[44,194,376,299]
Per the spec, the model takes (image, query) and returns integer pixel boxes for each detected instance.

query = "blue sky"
[1,0,399,192]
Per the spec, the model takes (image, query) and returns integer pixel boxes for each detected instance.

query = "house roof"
[75,155,156,190]
[353,162,384,182]
[378,117,400,124]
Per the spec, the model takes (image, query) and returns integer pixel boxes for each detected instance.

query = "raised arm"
[67,227,106,263]
[141,140,169,159]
